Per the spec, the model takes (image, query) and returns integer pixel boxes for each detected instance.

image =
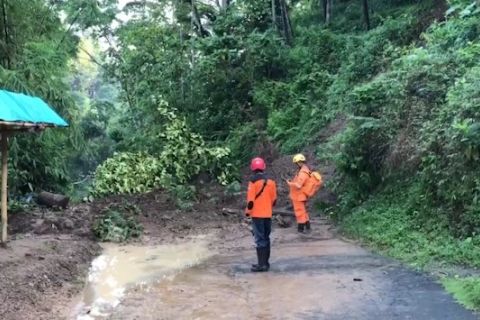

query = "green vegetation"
[0,1,118,198]
[93,204,143,242]
[168,184,197,211]
[443,277,480,310]
[92,152,165,196]
[92,104,233,197]
[341,181,480,268]
[3,0,479,309]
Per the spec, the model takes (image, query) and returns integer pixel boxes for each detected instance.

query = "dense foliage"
[89,0,480,238]
[0,1,118,197]
[331,7,480,240]
[3,0,479,308]
[92,104,233,196]
[0,0,78,194]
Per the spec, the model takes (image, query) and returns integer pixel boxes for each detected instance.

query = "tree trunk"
[37,191,70,209]
[362,0,370,30]
[321,0,327,23]
[279,0,293,45]
[1,0,10,68]
[326,0,332,25]
[191,0,209,37]
[220,0,230,11]
[272,0,277,30]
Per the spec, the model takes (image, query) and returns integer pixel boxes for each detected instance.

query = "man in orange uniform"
[246,157,277,272]
[287,153,311,233]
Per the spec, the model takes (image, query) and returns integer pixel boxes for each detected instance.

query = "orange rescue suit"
[246,173,277,218]
[288,165,310,223]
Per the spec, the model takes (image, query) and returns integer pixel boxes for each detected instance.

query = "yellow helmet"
[293,153,306,163]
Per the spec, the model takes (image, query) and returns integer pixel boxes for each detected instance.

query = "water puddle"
[73,236,213,319]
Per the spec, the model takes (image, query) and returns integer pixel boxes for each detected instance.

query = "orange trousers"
[292,200,309,224]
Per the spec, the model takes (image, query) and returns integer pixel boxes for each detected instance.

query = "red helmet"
[250,157,266,171]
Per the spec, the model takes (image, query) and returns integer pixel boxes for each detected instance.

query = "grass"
[442,277,480,311]
[336,183,480,310]
[341,198,480,269]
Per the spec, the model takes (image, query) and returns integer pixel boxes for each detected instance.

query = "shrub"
[93,204,143,242]
[333,117,392,207]
[92,106,235,197]
[92,152,165,196]
[167,184,197,211]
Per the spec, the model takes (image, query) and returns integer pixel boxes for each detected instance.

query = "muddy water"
[73,236,213,319]
[109,238,385,320]
[71,222,478,320]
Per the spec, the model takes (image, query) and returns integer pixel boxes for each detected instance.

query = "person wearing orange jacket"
[286,153,311,233]
[245,157,277,272]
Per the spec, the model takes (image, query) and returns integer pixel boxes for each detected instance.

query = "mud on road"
[1,181,478,320]
[103,218,477,320]
[0,186,242,320]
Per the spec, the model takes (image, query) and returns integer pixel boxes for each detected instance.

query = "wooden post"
[1,132,8,245]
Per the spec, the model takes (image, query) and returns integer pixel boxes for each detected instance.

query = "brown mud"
[103,216,477,320]
[0,184,242,320]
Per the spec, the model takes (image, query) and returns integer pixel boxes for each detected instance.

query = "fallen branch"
[72,175,90,185]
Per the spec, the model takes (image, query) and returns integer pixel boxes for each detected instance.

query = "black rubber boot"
[266,246,270,269]
[251,248,262,271]
[251,248,269,272]
[297,223,305,233]
[305,221,311,233]
[252,247,270,269]
[251,247,260,269]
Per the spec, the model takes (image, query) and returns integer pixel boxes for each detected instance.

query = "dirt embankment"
[1,203,99,320]
[248,116,346,209]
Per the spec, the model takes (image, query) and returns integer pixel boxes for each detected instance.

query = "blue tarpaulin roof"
[0,89,68,128]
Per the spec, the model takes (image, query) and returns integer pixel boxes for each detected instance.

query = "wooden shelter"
[0,89,68,245]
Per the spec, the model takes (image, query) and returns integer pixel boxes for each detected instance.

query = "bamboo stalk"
[1,132,9,244]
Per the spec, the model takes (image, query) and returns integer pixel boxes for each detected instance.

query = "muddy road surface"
[74,217,477,320]
[2,185,477,319]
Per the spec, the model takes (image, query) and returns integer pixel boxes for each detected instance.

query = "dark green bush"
[93,204,143,242]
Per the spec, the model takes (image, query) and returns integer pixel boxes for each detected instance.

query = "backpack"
[303,171,323,198]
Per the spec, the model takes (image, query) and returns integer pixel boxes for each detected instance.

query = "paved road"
[107,219,478,320]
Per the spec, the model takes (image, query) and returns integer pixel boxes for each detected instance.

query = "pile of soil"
[9,204,95,238]
[1,203,98,320]
[0,235,99,320]
[91,185,245,244]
